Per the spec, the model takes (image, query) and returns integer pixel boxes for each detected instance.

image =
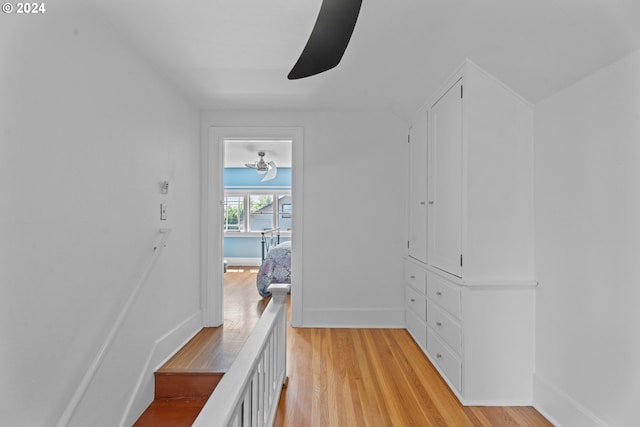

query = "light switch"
[160,203,167,221]
[160,181,169,194]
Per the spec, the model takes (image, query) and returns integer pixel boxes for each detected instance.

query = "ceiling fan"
[245,151,278,182]
[288,0,363,79]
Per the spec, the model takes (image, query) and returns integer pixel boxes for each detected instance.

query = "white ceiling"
[86,0,640,121]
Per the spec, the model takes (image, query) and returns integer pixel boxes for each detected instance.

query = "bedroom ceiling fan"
[287,0,363,79]
[245,151,278,182]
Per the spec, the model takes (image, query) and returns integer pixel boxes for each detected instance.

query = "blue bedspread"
[257,241,291,297]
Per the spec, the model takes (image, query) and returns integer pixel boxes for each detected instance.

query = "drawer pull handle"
[436,353,442,359]
[410,275,416,279]
[410,298,416,302]
[435,291,442,296]
[436,322,442,327]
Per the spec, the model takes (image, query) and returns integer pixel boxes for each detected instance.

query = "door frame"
[201,126,304,327]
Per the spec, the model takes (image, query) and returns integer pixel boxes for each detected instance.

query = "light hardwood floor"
[158,267,269,373]
[224,267,553,427]
[275,326,552,427]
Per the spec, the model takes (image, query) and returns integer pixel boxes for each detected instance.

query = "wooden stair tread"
[133,399,207,427]
[154,371,223,400]
[157,327,233,373]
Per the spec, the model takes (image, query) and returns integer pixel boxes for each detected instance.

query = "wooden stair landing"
[133,328,226,427]
[134,267,267,426]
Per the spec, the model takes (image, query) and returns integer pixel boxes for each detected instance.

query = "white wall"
[202,111,407,327]
[534,49,640,427]
[0,3,201,426]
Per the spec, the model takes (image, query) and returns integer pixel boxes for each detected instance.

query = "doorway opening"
[203,127,303,328]
[222,138,292,329]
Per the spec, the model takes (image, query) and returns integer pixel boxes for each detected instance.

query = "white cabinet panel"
[426,270,461,319]
[406,308,427,350]
[408,106,428,263]
[404,260,427,294]
[427,328,462,392]
[406,285,426,320]
[427,300,461,354]
[428,78,463,277]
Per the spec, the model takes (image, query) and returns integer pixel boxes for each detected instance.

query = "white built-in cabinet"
[404,60,536,405]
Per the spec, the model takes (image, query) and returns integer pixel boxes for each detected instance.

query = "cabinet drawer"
[404,261,427,294]
[406,309,427,351]
[406,285,426,320]
[427,300,462,355]
[427,328,462,392]
[426,271,461,318]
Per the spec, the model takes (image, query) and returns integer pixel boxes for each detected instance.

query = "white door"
[428,79,463,277]
[408,107,428,263]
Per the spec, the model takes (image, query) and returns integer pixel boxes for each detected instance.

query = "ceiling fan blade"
[287,0,363,80]
[245,163,257,169]
[261,162,278,182]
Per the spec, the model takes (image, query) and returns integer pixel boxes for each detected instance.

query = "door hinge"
[460,254,463,267]
[461,85,463,99]
[407,240,410,249]
[407,134,410,143]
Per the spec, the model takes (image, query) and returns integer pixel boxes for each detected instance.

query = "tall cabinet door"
[408,107,428,263]
[428,79,463,277]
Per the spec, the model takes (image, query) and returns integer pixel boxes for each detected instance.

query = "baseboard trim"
[225,257,261,267]
[460,398,534,407]
[533,374,609,427]
[119,310,203,427]
[302,307,405,328]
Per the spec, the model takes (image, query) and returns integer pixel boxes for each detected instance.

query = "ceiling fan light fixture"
[246,151,278,181]
[262,162,278,182]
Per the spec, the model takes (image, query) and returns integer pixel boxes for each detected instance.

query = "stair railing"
[56,228,172,427]
[192,283,290,427]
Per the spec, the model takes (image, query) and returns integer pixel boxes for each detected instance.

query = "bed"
[257,229,291,297]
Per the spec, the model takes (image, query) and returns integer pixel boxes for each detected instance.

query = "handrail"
[56,228,172,427]
[192,283,290,427]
